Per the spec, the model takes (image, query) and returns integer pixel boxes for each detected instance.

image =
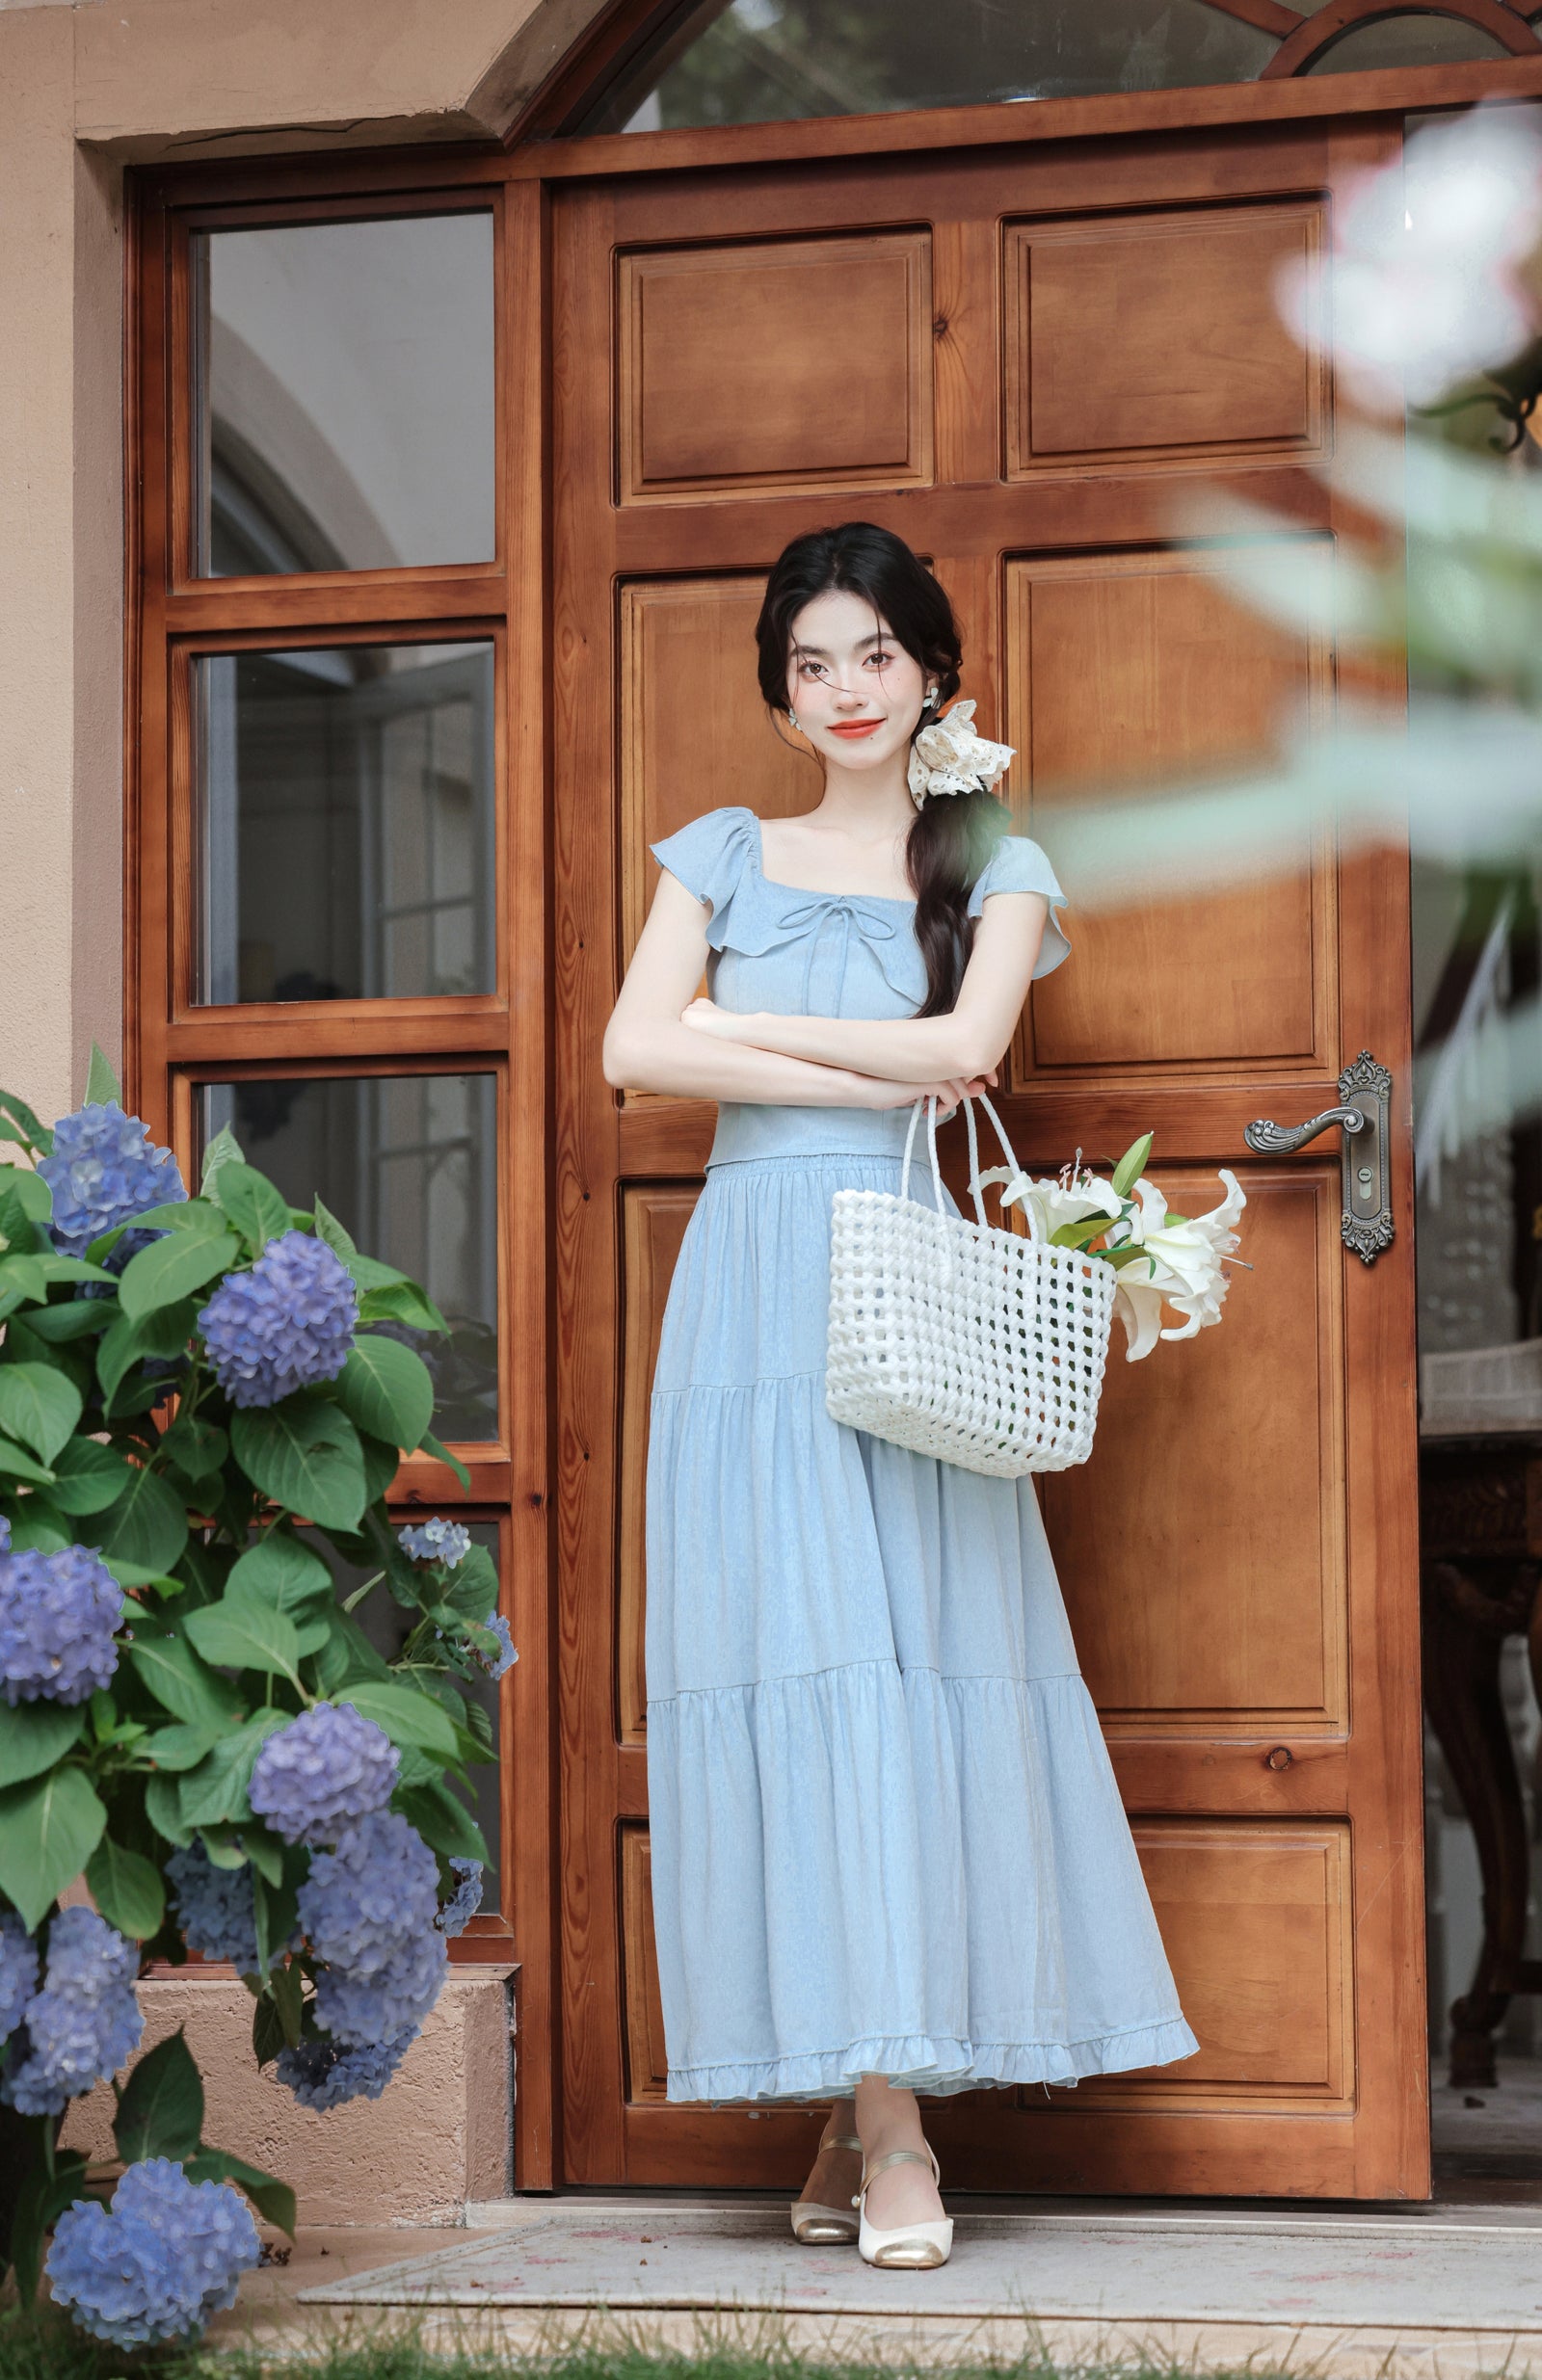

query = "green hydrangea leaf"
[0,1765,107,1929]
[127,1629,245,1731]
[114,2027,203,2165]
[0,1363,83,1466]
[83,1043,121,1107]
[91,1462,189,1576]
[226,1528,332,1619]
[142,1722,222,1771]
[338,1679,459,1759]
[119,1229,240,1324]
[86,1836,166,1939]
[230,1403,367,1533]
[0,1700,85,1789]
[178,1710,289,1828]
[335,1335,435,1456]
[184,2149,296,2240]
[185,1594,303,1682]
[208,1161,294,1256]
[393,1775,489,1866]
[0,1435,55,1487]
[46,1438,134,1517]
[418,1430,470,1491]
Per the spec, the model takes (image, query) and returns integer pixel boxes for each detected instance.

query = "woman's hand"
[853,1071,999,1114]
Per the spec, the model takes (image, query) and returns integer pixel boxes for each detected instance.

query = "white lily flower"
[979,1165,1121,1245]
[1112,1170,1247,1361]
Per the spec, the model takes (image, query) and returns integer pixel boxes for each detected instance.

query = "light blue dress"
[645,806,1197,2105]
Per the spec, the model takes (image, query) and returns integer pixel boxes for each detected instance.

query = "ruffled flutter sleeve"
[968,835,1071,979]
[651,807,757,930]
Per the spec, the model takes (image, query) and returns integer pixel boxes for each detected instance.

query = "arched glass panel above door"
[576,0,1541,131]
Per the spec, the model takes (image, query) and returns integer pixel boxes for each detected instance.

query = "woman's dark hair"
[754,522,1010,1017]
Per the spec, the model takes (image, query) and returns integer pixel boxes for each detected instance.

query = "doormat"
[300,2202,1542,2330]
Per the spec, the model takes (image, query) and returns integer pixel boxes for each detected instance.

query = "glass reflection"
[200,1073,498,1441]
[196,642,494,1006]
[1306,13,1511,69]
[196,214,495,576]
[308,1525,503,1915]
[582,0,1274,129]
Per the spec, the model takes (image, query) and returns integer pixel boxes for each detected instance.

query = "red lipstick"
[828,721,882,739]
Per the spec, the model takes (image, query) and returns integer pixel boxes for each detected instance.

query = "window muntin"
[580,0,1539,130]
[194,641,495,1006]
[1304,13,1513,69]
[194,214,496,577]
[200,1073,499,1443]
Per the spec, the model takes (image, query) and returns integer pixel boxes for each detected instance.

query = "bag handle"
[899,1091,1032,1233]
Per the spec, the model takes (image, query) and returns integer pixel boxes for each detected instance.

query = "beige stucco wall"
[0,0,611,1125]
[63,1970,517,2224]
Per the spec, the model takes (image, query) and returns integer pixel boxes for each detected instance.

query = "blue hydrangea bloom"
[275,2027,418,2110]
[47,2158,260,2347]
[477,1614,518,1680]
[400,1518,471,1567]
[39,1102,186,1260]
[249,1703,399,1847]
[0,1516,10,1556]
[0,1912,39,2044]
[298,1810,446,2049]
[199,1230,358,1408]
[0,1544,123,1706]
[1,1907,142,2116]
[436,1860,483,1940]
[166,1841,259,1970]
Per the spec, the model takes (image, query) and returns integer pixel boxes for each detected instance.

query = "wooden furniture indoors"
[1422,1433,1542,2088]
[121,6,1542,2198]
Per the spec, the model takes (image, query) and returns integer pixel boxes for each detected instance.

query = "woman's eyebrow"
[795,633,890,659]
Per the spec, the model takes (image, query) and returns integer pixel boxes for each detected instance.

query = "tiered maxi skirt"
[644,1144,1197,2107]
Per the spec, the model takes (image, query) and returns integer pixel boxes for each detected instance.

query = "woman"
[603,523,1195,2273]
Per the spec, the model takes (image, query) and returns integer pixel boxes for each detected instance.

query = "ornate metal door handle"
[1244,1051,1394,1265]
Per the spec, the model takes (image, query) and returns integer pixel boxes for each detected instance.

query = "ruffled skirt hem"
[667,2016,1201,2105]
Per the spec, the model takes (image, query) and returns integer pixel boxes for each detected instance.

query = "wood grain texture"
[618,235,932,502]
[1005,544,1334,1076]
[1005,203,1325,475]
[619,578,814,966]
[618,1186,699,1743]
[619,1824,670,2100]
[1048,1167,1347,1733]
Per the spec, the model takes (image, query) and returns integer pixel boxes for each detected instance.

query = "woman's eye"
[866,650,892,668]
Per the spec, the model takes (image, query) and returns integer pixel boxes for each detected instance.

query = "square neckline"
[749,811,918,909]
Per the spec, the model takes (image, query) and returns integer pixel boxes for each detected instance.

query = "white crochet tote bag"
[826,1094,1116,1477]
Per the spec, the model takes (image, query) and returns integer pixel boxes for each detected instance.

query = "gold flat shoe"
[790,2130,862,2244]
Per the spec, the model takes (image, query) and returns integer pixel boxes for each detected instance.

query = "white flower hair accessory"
[907,699,1015,809]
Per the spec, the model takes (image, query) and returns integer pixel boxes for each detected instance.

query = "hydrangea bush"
[0,1049,507,2345]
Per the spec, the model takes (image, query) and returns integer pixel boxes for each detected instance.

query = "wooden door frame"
[124,48,1523,2192]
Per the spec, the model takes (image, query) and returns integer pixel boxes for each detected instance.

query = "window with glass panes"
[129,179,552,1992]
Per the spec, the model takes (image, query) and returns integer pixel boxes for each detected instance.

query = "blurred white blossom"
[1279,106,1542,410]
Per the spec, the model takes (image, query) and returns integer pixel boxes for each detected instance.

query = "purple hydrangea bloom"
[275,2026,418,2110]
[46,2158,260,2347]
[0,1544,123,1706]
[0,1912,39,2043]
[1,1907,142,2116]
[166,1841,260,1971]
[298,1809,446,2049]
[198,1230,358,1408]
[399,1518,471,1567]
[0,1516,10,1556]
[39,1101,186,1260]
[248,1702,399,1847]
[436,1859,483,1940]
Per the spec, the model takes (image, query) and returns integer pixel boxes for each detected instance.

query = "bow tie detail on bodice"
[706,881,925,1011]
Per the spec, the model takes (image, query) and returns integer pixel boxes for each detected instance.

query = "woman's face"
[784,589,931,773]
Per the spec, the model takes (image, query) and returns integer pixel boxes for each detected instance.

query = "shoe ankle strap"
[857,2144,941,2199]
[823,2132,862,2153]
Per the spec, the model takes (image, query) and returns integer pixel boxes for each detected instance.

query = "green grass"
[0,2307,1339,2380]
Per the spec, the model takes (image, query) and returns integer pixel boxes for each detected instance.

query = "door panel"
[1006,546,1333,1073]
[1005,202,1327,474]
[553,120,1425,2199]
[620,578,813,965]
[1048,1167,1345,1732]
[619,234,933,500]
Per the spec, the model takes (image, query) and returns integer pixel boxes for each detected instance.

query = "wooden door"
[552,118,1426,2198]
